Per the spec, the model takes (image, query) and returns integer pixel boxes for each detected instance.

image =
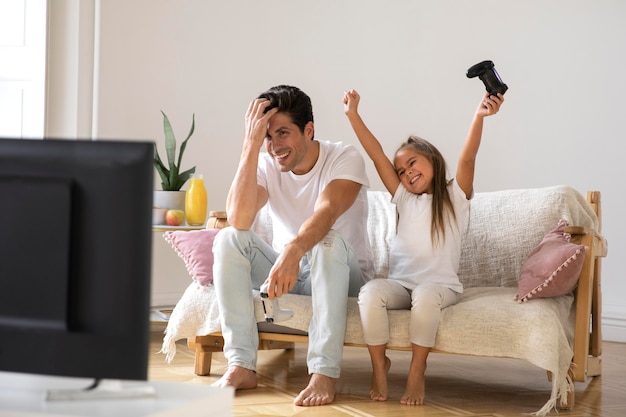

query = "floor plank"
[148,328,626,417]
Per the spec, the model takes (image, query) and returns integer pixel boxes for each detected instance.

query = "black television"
[0,138,154,400]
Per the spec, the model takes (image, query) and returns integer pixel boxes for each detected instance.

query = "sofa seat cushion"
[163,283,573,381]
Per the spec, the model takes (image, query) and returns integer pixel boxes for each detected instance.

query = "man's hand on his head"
[245,98,279,149]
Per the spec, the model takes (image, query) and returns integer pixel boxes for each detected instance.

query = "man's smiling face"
[265,112,315,175]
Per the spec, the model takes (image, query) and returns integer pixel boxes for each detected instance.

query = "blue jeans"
[212,227,365,379]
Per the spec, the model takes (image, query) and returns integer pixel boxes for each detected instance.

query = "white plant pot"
[153,190,186,211]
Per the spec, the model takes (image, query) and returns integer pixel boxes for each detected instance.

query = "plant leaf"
[153,153,171,190]
[161,111,177,172]
[177,114,195,170]
[176,166,197,190]
[154,111,195,191]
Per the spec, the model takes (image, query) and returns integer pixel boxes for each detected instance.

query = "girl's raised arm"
[343,90,400,196]
[456,93,504,199]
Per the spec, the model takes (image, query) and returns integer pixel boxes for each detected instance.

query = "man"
[211,85,374,406]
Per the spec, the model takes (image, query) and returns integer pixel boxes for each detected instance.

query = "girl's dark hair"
[397,136,457,246]
[257,85,314,139]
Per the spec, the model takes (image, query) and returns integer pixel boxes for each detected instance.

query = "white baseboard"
[602,304,626,343]
[151,290,185,308]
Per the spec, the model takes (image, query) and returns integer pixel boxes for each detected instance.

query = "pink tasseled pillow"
[163,228,221,286]
[515,219,587,303]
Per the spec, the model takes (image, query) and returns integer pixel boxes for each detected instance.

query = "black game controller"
[466,60,508,96]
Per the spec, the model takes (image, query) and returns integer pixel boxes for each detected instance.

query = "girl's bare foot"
[294,374,336,406]
[400,367,425,405]
[370,356,391,401]
[211,366,257,390]
[400,344,429,405]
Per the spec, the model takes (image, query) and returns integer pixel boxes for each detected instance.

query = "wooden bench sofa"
[161,185,607,415]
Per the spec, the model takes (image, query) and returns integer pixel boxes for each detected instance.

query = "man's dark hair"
[258,85,314,138]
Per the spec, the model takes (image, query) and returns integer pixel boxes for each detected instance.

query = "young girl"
[343,89,504,405]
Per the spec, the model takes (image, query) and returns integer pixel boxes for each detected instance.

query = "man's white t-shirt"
[389,180,470,293]
[257,140,374,281]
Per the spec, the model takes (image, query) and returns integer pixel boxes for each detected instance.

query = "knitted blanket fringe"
[528,363,575,416]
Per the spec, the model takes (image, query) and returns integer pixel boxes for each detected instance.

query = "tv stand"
[0,376,233,416]
[46,379,156,401]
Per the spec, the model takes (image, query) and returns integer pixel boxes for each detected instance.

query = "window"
[0,0,47,138]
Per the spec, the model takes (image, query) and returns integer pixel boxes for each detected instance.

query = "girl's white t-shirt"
[389,180,470,293]
[257,140,374,281]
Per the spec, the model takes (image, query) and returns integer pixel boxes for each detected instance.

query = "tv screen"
[0,138,154,385]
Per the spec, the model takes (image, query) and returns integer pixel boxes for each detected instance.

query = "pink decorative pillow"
[163,228,221,286]
[515,219,586,303]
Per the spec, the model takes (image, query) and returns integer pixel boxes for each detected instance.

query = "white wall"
[47,0,626,340]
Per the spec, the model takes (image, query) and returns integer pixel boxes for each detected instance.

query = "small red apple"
[165,209,185,226]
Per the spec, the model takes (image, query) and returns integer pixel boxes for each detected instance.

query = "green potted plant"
[153,111,196,218]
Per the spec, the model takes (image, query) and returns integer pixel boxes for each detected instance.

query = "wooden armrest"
[568,191,606,382]
[564,225,596,236]
[569,229,606,381]
[565,226,608,258]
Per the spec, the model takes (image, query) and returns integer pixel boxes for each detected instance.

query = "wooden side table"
[152,211,228,232]
[151,224,205,232]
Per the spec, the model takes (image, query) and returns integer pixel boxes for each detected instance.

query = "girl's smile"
[394,147,433,195]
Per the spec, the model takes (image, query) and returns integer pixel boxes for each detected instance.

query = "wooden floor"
[148,327,626,417]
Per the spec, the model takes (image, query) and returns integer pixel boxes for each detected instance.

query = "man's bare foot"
[211,366,257,390]
[400,369,425,405]
[293,374,336,406]
[370,356,391,401]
